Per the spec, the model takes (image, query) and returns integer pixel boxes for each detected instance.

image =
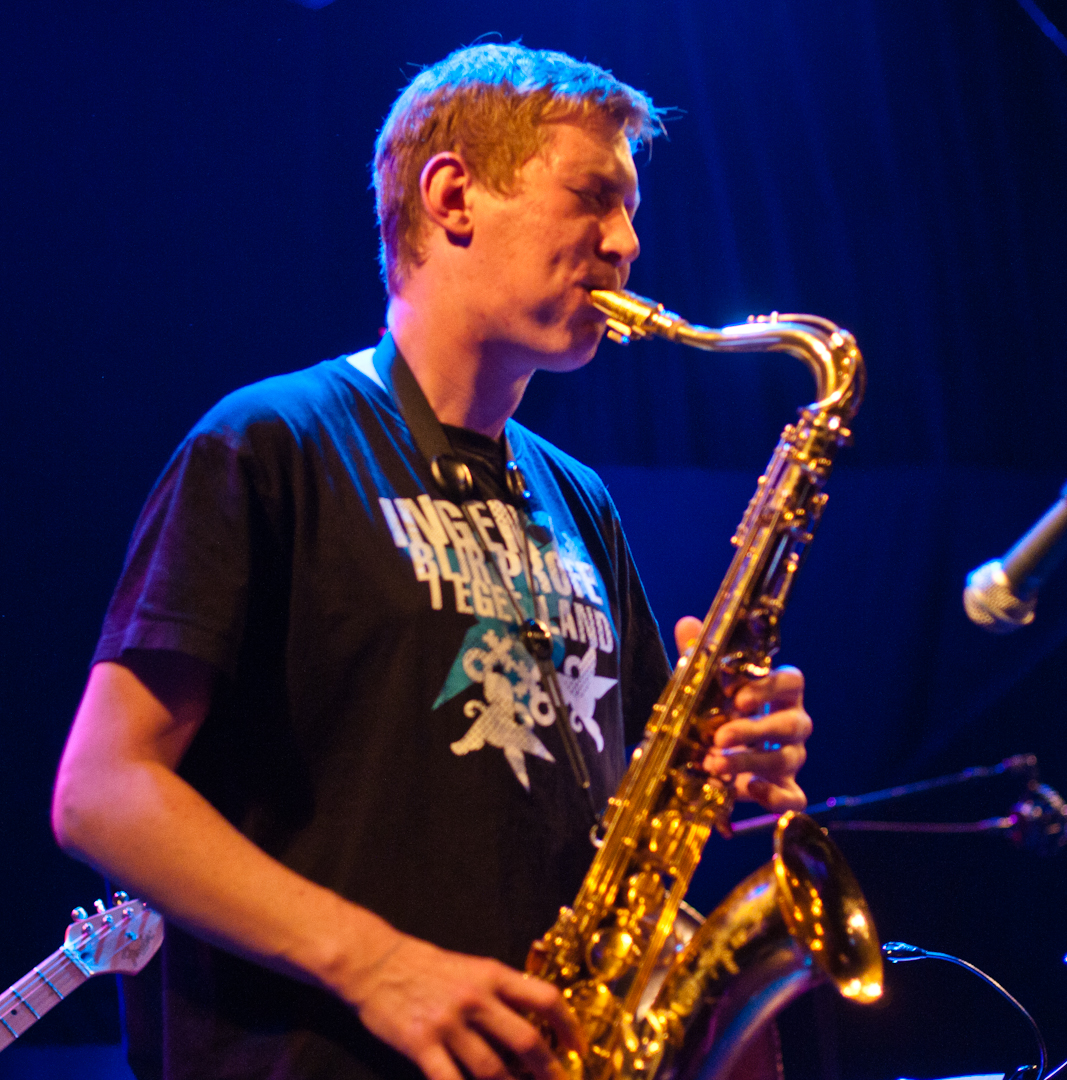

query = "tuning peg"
[70,906,89,922]
[112,890,129,905]
[94,899,107,914]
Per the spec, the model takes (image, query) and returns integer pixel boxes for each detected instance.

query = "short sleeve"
[92,423,280,676]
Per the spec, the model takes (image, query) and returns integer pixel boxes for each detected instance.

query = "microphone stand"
[731,753,1065,850]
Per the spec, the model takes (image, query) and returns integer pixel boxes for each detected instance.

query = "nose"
[599,207,640,281]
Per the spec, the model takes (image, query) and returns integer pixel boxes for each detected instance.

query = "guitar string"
[5,948,86,1014]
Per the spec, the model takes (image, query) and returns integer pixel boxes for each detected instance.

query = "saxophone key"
[586,924,640,981]
[625,869,666,926]
[565,980,619,1045]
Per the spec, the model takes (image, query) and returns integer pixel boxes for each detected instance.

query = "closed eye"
[570,186,637,220]
[569,186,609,209]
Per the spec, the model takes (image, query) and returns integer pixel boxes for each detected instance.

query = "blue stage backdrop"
[3,2,1066,1078]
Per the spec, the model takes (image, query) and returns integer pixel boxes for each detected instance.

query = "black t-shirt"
[95,353,670,1080]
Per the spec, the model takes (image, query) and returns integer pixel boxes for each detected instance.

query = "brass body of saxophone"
[526,290,883,1080]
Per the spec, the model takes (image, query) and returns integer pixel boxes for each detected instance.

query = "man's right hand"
[347,930,581,1080]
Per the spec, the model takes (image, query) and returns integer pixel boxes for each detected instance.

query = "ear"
[419,152,475,244]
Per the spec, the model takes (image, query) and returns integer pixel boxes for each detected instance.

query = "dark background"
[3,0,1067,1076]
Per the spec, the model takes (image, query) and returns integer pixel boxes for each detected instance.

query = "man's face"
[466,117,641,374]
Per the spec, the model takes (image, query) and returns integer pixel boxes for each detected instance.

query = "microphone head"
[963,560,1036,633]
[1008,782,1067,857]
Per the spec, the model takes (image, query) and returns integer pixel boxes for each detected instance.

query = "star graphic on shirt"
[556,641,617,753]
[450,667,554,791]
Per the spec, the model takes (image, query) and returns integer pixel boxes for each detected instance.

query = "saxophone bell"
[652,812,882,1080]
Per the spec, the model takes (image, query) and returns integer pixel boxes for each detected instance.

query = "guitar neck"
[0,946,88,1049]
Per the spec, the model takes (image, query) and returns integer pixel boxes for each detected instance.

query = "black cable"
[882,941,1048,1079]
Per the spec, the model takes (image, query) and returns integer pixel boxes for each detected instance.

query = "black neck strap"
[373,331,452,462]
[372,332,529,507]
[372,332,593,810]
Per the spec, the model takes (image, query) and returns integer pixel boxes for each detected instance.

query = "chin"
[506,303,608,373]
[534,320,606,372]
[571,319,609,364]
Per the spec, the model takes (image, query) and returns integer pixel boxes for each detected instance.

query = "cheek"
[528,214,591,267]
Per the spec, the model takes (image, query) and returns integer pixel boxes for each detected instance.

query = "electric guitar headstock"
[0,891,164,1051]
[62,892,163,976]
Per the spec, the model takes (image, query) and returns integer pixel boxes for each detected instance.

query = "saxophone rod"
[730,754,1039,834]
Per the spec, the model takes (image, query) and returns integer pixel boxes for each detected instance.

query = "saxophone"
[526,290,883,1080]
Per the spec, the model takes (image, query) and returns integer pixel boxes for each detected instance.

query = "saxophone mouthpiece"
[589,288,684,345]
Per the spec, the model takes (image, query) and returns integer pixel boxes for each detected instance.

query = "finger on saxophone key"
[718,740,782,757]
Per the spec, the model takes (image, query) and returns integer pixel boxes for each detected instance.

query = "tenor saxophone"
[526,291,883,1080]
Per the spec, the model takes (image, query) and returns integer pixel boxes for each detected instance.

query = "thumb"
[673,616,702,657]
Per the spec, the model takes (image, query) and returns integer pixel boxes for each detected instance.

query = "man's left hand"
[674,617,811,812]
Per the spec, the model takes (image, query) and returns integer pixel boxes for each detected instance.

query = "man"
[53,44,811,1080]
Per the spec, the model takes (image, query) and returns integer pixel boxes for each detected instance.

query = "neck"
[386,293,532,439]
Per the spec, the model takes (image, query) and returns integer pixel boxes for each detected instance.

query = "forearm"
[52,659,398,1004]
[54,751,396,1000]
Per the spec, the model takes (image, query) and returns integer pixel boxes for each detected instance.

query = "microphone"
[964,480,1067,632]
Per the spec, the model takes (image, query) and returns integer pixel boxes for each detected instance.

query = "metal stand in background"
[731,753,1067,856]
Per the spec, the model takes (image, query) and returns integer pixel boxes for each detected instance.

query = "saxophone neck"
[588,288,865,420]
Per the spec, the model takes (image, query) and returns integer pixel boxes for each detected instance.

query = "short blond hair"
[373,44,663,294]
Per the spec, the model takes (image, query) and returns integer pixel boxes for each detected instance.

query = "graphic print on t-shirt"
[378,494,618,790]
